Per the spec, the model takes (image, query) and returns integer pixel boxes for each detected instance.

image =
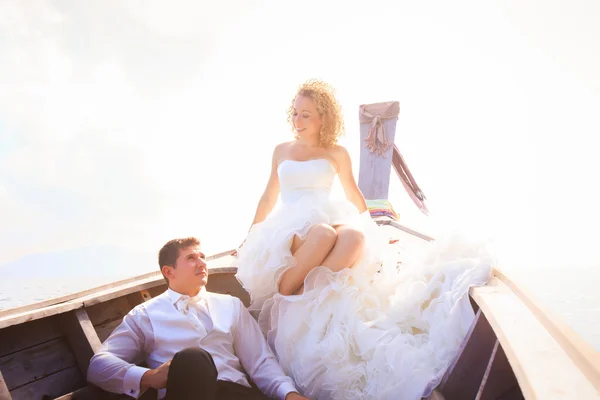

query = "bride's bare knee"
[307,223,337,247]
[335,226,365,251]
[292,223,337,253]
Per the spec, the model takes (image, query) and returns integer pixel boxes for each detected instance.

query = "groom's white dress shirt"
[87,287,297,400]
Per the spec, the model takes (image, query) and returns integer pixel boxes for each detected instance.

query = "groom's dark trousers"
[165,347,271,400]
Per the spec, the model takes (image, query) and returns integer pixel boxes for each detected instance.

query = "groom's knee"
[172,347,217,379]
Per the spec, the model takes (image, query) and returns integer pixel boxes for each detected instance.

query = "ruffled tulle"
[235,187,493,399]
[235,193,386,319]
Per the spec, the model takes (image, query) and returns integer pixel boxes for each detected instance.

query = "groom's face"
[168,245,208,290]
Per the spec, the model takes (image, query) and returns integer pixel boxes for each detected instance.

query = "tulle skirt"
[235,195,493,399]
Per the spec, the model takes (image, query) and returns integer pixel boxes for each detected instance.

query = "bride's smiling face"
[292,95,323,140]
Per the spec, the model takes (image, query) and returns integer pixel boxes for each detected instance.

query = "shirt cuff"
[275,381,299,400]
[123,365,150,399]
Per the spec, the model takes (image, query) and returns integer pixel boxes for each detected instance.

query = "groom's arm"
[87,306,153,399]
[232,298,303,400]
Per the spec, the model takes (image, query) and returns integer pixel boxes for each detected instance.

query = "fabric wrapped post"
[358,101,400,200]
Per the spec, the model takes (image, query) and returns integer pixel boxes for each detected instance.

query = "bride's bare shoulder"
[271,141,295,162]
[273,141,294,154]
[329,144,351,160]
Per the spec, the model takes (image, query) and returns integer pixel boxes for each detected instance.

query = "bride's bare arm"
[247,145,282,230]
[335,146,368,213]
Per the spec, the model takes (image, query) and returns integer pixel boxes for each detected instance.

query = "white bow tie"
[175,294,210,338]
[175,295,205,314]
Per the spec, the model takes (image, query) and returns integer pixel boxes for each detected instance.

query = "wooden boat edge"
[489,267,600,393]
[0,249,235,320]
[0,250,238,329]
[470,276,600,398]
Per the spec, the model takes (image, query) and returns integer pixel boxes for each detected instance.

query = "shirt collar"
[167,286,208,305]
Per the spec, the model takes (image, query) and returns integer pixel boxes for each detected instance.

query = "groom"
[87,237,307,400]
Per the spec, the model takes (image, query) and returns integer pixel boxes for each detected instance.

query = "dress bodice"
[277,159,336,204]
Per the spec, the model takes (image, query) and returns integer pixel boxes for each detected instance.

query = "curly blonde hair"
[287,79,345,148]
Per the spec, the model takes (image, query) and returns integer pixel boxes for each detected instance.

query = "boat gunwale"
[490,268,600,392]
[471,276,600,397]
[0,249,235,319]
[0,250,237,329]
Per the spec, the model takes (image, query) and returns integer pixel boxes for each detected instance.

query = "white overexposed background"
[0,0,598,348]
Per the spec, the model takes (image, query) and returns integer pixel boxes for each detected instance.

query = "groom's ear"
[161,265,175,282]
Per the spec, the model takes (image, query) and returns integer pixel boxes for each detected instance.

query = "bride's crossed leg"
[278,223,365,295]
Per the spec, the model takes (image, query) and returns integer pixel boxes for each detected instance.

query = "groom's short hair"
[158,237,201,273]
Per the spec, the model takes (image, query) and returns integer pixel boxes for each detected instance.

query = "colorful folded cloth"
[366,199,399,221]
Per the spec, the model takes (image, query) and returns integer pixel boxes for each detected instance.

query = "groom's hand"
[285,392,309,400]
[140,359,171,390]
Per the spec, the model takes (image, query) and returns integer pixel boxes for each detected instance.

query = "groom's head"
[158,237,208,295]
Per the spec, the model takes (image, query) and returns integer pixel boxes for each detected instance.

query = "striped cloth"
[366,199,399,221]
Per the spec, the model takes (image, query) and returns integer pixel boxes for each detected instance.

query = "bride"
[235,79,493,400]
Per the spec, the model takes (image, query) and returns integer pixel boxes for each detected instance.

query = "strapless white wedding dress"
[235,159,493,400]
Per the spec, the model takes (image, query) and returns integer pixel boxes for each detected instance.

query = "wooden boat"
[1,101,599,400]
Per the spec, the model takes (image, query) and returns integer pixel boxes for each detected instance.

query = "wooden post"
[357,101,400,200]
[0,370,11,400]
[60,309,102,379]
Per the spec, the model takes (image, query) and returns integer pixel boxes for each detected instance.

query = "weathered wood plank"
[0,272,161,319]
[61,309,102,378]
[497,385,525,400]
[0,338,76,390]
[55,385,126,399]
[0,252,236,330]
[377,219,434,242]
[0,371,11,400]
[87,297,132,327]
[0,249,234,320]
[126,290,152,310]
[206,273,250,307]
[0,276,164,330]
[9,366,84,400]
[55,385,114,399]
[0,317,62,358]
[96,319,123,343]
[79,267,236,309]
[127,292,145,309]
[76,276,165,309]
[55,385,157,400]
[147,285,168,298]
[475,341,522,400]
[0,301,83,331]
[471,277,600,399]
[0,268,241,330]
[439,310,497,399]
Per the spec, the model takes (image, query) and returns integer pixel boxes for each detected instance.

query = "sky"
[1,0,599,288]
